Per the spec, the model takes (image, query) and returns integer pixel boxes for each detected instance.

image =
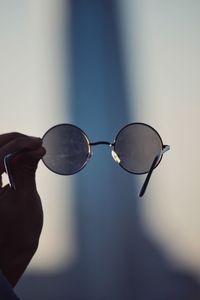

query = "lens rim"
[42,123,91,175]
[113,122,164,175]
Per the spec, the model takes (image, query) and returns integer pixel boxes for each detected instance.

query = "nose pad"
[111,150,121,164]
[88,149,92,159]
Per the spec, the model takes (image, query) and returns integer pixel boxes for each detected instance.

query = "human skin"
[0,133,45,286]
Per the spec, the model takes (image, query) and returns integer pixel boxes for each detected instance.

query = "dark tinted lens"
[42,124,90,175]
[114,123,163,174]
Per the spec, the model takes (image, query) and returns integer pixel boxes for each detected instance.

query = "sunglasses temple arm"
[139,145,170,197]
[3,148,28,190]
[139,156,158,197]
[4,153,17,190]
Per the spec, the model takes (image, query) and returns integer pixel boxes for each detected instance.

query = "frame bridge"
[90,141,113,146]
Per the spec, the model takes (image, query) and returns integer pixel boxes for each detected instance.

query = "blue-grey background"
[1,0,200,299]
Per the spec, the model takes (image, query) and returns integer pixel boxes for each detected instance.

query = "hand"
[0,132,45,286]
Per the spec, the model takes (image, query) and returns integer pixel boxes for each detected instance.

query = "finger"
[9,147,46,190]
[0,132,27,147]
[13,146,46,171]
[0,137,42,174]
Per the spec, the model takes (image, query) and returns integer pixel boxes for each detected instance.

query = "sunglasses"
[4,122,170,197]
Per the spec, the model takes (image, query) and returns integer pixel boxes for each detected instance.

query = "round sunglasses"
[4,122,170,197]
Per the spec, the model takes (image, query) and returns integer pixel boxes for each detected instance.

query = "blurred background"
[1,0,200,299]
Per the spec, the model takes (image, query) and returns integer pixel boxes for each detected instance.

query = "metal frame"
[4,123,170,197]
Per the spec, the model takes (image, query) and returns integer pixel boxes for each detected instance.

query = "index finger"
[0,132,27,147]
[0,136,42,175]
